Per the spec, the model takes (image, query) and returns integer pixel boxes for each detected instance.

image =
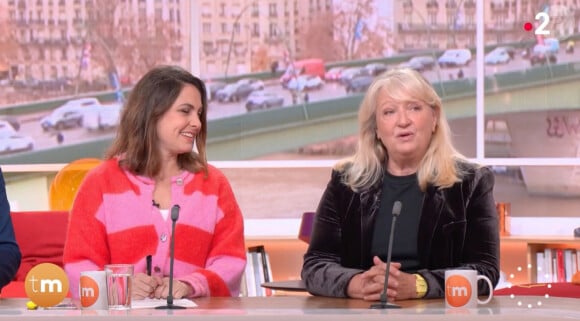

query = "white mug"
[79,270,108,310]
[445,269,493,309]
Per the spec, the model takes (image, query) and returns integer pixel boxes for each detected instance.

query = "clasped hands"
[132,273,193,300]
[347,256,417,301]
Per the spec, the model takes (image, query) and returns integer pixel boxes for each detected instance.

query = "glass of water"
[104,264,134,310]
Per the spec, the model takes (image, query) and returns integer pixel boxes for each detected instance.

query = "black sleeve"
[301,170,362,297]
[0,168,22,291]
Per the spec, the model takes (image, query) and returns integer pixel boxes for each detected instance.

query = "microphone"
[156,205,186,310]
[370,201,402,309]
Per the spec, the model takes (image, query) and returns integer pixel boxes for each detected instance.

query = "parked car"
[324,67,345,81]
[485,47,512,65]
[40,107,84,131]
[498,46,517,59]
[543,38,560,53]
[0,134,34,154]
[215,83,255,102]
[286,75,324,92]
[39,97,108,131]
[245,90,285,111]
[0,120,17,138]
[399,56,436,72]
[345,75,374,94]
[530,44,557,66]
[205,80,227,101]
[364,63,388,76]
[55,97,103,110]
[339,67,370,86]
[83,103,123,132]
[236,78,265,91]
[0,116,20,131]
[438,49,472,67]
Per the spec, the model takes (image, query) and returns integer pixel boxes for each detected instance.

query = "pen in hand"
[146,255,152,276]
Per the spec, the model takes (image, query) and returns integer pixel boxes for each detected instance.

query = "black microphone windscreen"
[171,205,180,221]
[392,201,402,217]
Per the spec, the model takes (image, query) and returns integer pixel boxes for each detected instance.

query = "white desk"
[1,296,579,320]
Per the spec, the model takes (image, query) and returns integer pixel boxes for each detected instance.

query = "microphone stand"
[370,201,402,309]
[156,205,186,310]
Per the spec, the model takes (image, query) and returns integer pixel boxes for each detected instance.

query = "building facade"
[394,0,579,52]
[3,0,190,86]
[198,0,333,78]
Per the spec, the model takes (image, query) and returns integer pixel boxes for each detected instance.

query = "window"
[203,22,211,33]
[251,2,259,17]
[201,6,212,18]
[268,3,278,17]
[220,3,226,17]
[269,23,278,37]
[251,23,260,37]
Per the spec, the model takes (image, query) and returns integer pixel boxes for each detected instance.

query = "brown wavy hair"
[106,65,208,177]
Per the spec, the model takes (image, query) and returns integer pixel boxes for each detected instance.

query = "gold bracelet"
[414,273,428,298]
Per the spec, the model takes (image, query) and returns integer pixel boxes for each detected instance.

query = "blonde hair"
[338,68,468,192]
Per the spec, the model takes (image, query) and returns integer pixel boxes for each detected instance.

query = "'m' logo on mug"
[80,275,99,307]
[446,275,472,307]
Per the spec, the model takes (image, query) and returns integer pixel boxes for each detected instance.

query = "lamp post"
[74,21,121,101]
[408,5,445,92]
[224,2,256,80]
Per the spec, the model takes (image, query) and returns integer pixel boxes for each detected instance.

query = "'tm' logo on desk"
[445,275,472,308]
[24,263,69,307]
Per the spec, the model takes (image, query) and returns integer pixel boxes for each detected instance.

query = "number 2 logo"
[535,12,550,35]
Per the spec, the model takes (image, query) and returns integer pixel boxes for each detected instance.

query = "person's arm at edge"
[0,168,21,291]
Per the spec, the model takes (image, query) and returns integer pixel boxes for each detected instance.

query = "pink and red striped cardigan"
[63,158,246,298]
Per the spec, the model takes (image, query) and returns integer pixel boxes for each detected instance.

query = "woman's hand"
[390,270,419,300]
[354,256,424,301]
[347,256,401,301]
[132,273,160,300]
[153,277,193,299]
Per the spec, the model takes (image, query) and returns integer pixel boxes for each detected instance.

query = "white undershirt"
[159,209,169,221]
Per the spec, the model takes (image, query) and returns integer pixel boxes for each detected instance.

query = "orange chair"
[49,158,101,211]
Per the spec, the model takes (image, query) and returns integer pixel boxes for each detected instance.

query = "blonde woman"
[301,68,499,301]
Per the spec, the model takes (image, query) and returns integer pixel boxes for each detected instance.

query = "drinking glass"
[104,264,133,310]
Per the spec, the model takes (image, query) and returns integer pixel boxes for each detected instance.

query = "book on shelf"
[536,252,547,283]
[243,245,274,297]
[564,249,573,282]
[536,248,579,283]
[242,252,256,297]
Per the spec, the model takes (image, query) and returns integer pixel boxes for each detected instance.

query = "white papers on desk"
[131,298,197,309]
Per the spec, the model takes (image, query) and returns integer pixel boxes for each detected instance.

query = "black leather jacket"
[301,162,499,299]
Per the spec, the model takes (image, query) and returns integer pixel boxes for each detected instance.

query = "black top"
[371,171,423,271]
